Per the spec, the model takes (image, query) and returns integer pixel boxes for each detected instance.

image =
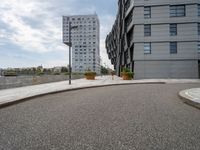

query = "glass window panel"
[170,5,185,17]
[144,25,151,36]
[198,23,200,35]
[144,43,151,54]
[170,42,177,54]
[170,24,177,36]
[198,42,200,53]
[198,5,200,16]
[144,6,151,19]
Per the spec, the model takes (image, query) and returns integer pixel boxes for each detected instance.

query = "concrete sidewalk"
[179,88,200,109]
[0,75,200,107]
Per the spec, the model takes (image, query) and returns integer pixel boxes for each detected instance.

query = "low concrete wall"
[0,75,84,90]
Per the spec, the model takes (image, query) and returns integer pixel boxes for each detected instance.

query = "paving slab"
[0,75,200,107]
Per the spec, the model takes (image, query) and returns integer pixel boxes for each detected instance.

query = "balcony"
[125,0,131,12]
[125,10,133,30]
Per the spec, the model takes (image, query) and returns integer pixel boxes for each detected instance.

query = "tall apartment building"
[63,14,100,74]
[106,0,200,79]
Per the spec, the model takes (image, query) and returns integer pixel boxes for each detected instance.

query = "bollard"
[111,71,115,80]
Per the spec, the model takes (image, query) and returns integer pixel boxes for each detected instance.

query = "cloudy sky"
[0,0,117,69]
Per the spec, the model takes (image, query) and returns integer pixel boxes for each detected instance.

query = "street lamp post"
[69,22,72,85]
[68,22,78,85]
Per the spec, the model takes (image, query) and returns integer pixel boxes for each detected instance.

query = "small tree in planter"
[121,68,134,80]
[84,69,96,80]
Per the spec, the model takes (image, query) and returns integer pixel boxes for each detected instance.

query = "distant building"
[106,0,200,79]
[63,14,100,74]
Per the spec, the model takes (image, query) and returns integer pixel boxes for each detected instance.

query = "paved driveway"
[0,84,200,150]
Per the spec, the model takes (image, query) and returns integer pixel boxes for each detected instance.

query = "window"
[144,6,151,19]
[198,42,200,53]
[144,43,151,54]
[198,23,200,35]
[170,5,185,17]
[170,24,177,36]
[170,42,177,54]
[198,5,200,16]
[144,25,151,36]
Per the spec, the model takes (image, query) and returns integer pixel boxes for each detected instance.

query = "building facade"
[63,14,100,74]
[106,0,200,79]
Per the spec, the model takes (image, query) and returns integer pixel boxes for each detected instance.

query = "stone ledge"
[179,88,200,109]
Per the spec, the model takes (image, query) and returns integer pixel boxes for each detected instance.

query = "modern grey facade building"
[63,14,100,74]
[106,0,200,79]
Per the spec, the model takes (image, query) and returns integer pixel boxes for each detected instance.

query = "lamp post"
[68,22,78,85]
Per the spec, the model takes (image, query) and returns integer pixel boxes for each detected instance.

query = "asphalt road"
[0,83,200,150]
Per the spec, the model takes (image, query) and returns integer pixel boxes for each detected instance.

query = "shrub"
[53,72,60,75]
[121,68,134,79]
[121,72,134,78]
[64,72,69,75]
[4,71,17,76]
[73,72,84,76]
[36,71,44,76]
[122,68,131,73]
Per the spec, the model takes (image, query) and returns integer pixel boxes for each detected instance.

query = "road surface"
[0,83,200,150]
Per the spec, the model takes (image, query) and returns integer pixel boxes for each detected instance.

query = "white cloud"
[0,0,116,68]
[0,0,66,53]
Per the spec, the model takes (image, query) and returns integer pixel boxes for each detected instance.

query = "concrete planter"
[84,72,96,80]
[121,72,133,80]
[85,75,96,80]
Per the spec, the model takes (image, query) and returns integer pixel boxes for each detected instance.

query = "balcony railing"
[125,0,131,12]
[125,10,133,30]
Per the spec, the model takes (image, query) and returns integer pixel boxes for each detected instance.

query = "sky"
[0,0,117,69]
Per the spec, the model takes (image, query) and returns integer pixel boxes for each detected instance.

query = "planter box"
[121,72,133,80]
[84,72,96,80]
[85,75,95,80]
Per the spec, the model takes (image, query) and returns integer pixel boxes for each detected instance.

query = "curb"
[0,82,166,108]
[179,90,200,110]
